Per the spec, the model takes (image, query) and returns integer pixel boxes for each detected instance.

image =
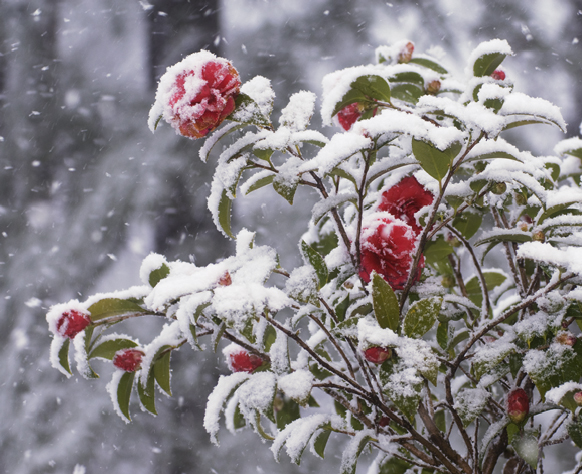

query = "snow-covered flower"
[377,176,434,234]
[149,50,241,139]
[359,212,423,289]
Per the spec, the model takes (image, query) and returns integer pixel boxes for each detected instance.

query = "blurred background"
[1,0,581,472]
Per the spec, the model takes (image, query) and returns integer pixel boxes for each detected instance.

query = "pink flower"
[153,51,241,139]
[56,310,91,339]
[113,348,145,372]
[506,388,529,425]
[377,176,434,235]
[359,213,424,289]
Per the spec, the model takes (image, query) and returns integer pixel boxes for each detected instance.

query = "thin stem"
[446,224,491,319]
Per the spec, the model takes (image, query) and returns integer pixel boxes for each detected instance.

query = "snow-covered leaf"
[87,298,148,322]
[412,138,462,182]
[371,272,399,331]
[403,297,441,339]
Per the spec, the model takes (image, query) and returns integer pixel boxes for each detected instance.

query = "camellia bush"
[47,39,582,474]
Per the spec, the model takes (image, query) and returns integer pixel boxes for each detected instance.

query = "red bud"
[364,346,392,364]
[507,388,529,425]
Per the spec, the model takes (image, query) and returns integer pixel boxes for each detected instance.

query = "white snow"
[278,370,314,403]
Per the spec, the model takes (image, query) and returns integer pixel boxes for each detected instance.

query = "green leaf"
[263,325,277,352]
[275,398,301,431]
[148,263,170,288]
[300,241,328,289]
[351,75,391,103]
[218,189,234,239]
[437,321,449,350]
[390,84,422,104]
[371,272,400,331]
[465,271,507,308]
[230,92,271,128]
[473,52,507,77]
[58,338,72,376]
[475,232,532,248]
[389,71,425,87]
[87,298,148,322]
[253,148,274,161]
[568,418,582,448]
[453,213,483,240]
[245,174,275,195]
[340,433,374,474]
[313,428,332,459]
[538,201,579,225]
[424,235,454,270]
[153,114,163,130]
[408,57,448,74]
[273,174,300,205]
[153,349,172,396]
[117,371,136,422]
[213,321,226,352]
[378,456,412,474]
[434,409,446,433]
[412,138,462,182]
[332,89,368,117]
[88,338,139,360]
[511,430,539,469]
[403,297,442,339]
[137,370,157,416]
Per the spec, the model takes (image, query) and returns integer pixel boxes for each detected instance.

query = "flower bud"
[56,310,91,339]
[574,391,582,406]
[398,42,414,63]
[442,275,456,288]
[491,182,507,195]
[515,193,528,206]
[426,80,441,95]
[507,388,529,425]
[491,70,506,81]
[218,271,232,286]
[363,346,392,364]
[532,230,545,242]
[113,348,145,372]
[555,331,577,347]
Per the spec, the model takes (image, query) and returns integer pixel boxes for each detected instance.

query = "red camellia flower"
[491,69,506,81]
[56,310,91,339]
[378,176,434,234]
[149,50,241,139]
[359,213,424,289]
[113,348,145,372]
[364,346,392,364]
[506,388,529,425]
[337,102,363,131]
[228,349,263,373]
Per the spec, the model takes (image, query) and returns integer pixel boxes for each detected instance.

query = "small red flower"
[491,70,506,81]
[56,310,91,339]
[574,391,582,406]
[113,348,144,372]
[364,346,392,364]
[507,388,529,425]
[377,176,434,234]
[398,42,414,63]
[154,51,241,139]
[359,213,424,290]
[228,349,263,373]
[337,103,363,131]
